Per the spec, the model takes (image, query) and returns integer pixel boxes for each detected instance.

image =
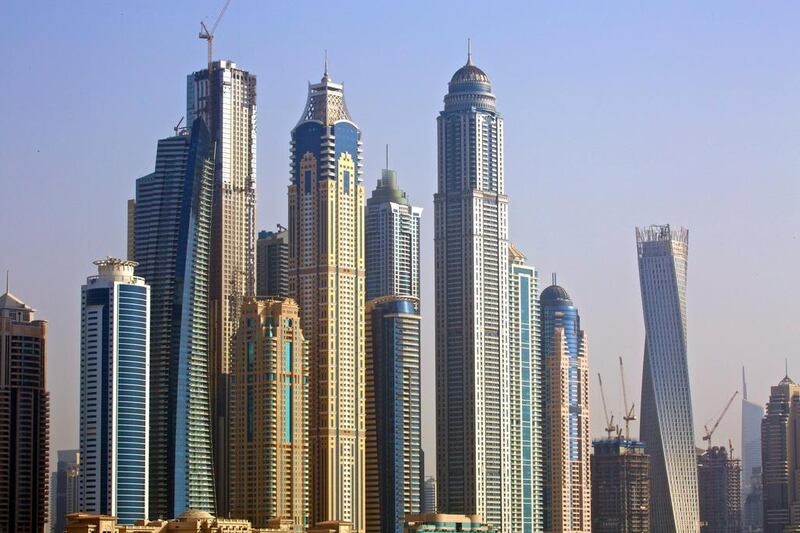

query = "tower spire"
[467,38,473,65]
[385,144,389,170]
[323,49,329,79]
[742,366,748,400]
[4,270,7,294]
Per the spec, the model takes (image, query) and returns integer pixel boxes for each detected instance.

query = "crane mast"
[597,373,616,439]
[619,356,637,441]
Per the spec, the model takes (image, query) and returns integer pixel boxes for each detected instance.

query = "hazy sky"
[2,1,799,474]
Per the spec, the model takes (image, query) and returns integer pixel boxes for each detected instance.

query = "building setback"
[229,297,308,531]
[52,449,80,533]
[508,245,543,532]
[80,258,150,524]
[134,117,216,517]
[435,48,514,531]
[187,60,257,515]
[257,227,289,298]
[365,297,422,533]
[288,66,365,531]
[761,374,800,532]
[637,224,699,532]
[0,289,49,533]
[540,282,591,532]
[697,446,741,533]
[591,438,650,533]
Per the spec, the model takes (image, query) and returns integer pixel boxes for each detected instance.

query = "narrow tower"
[741,367,765,531]
[79,258,150,524]
[434,47,513,530]
[288,66,366,531]
[187,60,257,514]
[636,224,699,532]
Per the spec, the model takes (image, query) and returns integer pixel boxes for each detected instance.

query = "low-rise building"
[65,511,293,533]
[403,514,497,532]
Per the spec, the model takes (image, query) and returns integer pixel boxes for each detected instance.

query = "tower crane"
[597,373,617,439]
[703,390,739,450]
[199,0,233,67]
[619,356,637,441]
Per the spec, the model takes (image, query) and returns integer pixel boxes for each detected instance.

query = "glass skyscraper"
[187,60,257,513]
[134,117,216,517]
[741,366,764,530]
[434,49,514,531]
[509,246,542,532]
[288,66,365,531]
[540,281,591,532]
[636,224,699,532]
[79,258,149,524]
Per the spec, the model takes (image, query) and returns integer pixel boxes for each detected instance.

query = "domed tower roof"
[540,284,573,307]
[444,40,496,112]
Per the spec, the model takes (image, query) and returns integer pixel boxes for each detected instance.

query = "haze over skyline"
[1,0,799,474]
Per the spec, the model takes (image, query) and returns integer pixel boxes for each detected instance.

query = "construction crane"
[619,356,637,441]
[199,0,233,67]
[597,373,616,439]
[703,390,739,449]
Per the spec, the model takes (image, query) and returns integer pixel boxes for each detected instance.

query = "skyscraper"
[741,367,764,531]
[434,48,513,530]
[0,289,49,533]
[288,66,365,531]
[257,227,289,298]
[51,449,80,533]
[365,296,422,533]
[540,282,591,532]
[697,446,741,533]
[134,117,216,517]
[636,224,699,532]
[365,166,422,301]
[79,258,150,524]
[591,438,650,533]
[187,60,257,514]
[423,477,438,514]
[761,374,800,532]
[508,245,543,532]
[229,297,308,531]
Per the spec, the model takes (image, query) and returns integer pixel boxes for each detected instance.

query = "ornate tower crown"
[297,68,353,127]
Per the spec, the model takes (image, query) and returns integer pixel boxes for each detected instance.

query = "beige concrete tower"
[288,67,365,531]
[229,297,308,531]
[545,327,591,532]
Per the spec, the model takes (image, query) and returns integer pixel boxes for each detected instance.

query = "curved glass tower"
[636,224,699,532]
[288,68,365,531]
[434,50,512,529]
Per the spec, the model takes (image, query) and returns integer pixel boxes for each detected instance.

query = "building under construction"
[697,446,742,533]
[591,438,650,533]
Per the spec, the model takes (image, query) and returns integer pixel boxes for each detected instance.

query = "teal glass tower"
[80,258,149,524]
[134,117,216,517]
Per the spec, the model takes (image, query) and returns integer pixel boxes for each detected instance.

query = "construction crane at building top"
[619,356,637,440]
[199,0,233,67]
[597,373,617,439]
[703,390,739,450]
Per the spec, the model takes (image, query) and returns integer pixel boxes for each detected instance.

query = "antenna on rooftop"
[552,273,557,286]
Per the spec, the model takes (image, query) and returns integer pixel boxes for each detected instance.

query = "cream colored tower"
[545,327,591,533]
[288,68,365,532]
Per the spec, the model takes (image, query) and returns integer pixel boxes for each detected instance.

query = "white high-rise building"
[187,60,257,514]
[637,224,699,532]
[80,258,149,525]
[434,49,514,531]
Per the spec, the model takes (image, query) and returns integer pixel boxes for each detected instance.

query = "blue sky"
[2,1,799,472]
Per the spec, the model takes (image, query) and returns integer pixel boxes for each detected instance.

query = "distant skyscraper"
[365,166,422,301]
[435,49,514,531]
[229,297,308,531]
[509,246,543,532]
[127,199,136,260]
[79,258,149,524]
[540,282,591,532]
[0,289,49,533]
[257,227,289,298]
[365,296,422,533]
[187,60,257,514]
[591,438,650,533]
[761,374,800,532]
[697,446,741,533]
[51,449,80,533]
[288,66,365,531]
[423,477,438,514]
[134,117,216,517]
[741,366,764,531]
[636,224,699,532]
